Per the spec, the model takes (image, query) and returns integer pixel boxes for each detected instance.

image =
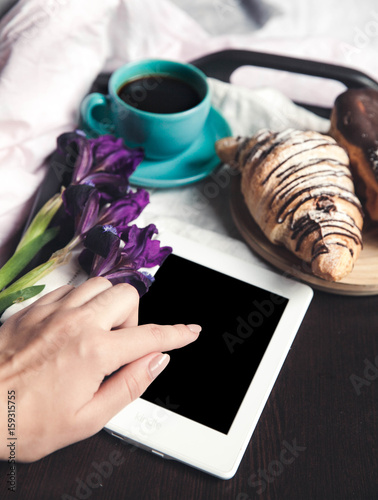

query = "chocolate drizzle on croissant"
[216,129,364,282]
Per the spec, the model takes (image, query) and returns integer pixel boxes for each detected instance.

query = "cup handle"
[80,92,115,136]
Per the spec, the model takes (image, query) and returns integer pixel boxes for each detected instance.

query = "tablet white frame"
[104,233,313,479]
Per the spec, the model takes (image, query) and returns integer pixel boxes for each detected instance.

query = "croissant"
[216,129,364,282]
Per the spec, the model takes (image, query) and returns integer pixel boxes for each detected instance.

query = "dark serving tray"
[28,49,378,223]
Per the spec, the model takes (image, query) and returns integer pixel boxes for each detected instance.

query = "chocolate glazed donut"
[216,129,364,282]
[329,88,378,222]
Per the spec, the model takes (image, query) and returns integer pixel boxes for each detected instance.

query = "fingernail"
[149,353,170,380]
[186,324,202,334]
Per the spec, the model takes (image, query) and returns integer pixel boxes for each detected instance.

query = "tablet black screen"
[139,254,288,434]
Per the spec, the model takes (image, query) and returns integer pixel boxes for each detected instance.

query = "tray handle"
[191,49,378,89]
[191,49,378,117]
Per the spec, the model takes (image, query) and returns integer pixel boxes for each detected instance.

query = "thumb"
[79,353,170,434]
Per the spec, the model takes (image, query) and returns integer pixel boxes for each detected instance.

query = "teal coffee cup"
[81,59,211,160]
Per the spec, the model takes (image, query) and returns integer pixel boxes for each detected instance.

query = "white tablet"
[104,233,313,479]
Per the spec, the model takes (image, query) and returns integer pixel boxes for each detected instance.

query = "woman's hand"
[0,277,201,462]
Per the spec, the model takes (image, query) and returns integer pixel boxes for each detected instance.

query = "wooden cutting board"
[230,176,378,296]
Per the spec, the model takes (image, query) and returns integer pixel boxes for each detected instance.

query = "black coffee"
[117,74,202,114]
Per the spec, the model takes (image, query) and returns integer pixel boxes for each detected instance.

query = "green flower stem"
[61,234,81,254]
[0,227,59,290]
[0,259,58,303]
[0,233,81,317]
[0,192,64,293]
[0,286,46,317]
[15,192,63,252]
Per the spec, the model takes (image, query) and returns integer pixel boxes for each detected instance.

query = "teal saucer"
[130,107,232,188]
[81,106,232,188]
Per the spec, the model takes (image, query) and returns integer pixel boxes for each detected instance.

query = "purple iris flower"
[80,223,172,296]
[54,131,171,296]
[58,131,147,239]
[54,131,144,200]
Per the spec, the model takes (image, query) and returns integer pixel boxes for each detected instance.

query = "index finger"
[103,323,201,374]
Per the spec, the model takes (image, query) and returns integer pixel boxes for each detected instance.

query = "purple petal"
[54,133,144,199]
[77,190,100,235]
[90,135,144,177]
[84,224,120,259]
[120,224,172,269]
[98,189,150,231]
[89,135,125,162]
[92,241,121,276]
[79,227,122,277]
[78,248,94,274]
[81,172,130,201]
[56,132,94,184]
[145,240,172,268]
[63,184,94,216]
[62,184,100,236]
[95,149,144,177]
[103,268,154,296]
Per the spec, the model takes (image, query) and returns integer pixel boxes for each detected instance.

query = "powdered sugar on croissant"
[216,129,364,282]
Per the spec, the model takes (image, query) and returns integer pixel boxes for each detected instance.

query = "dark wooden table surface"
[1,288,377,500]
